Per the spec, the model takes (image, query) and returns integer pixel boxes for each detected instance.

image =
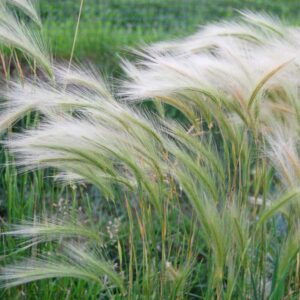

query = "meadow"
[40,0,300,75]
[0,1,300,299]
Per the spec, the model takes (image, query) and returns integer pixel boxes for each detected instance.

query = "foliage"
[40,0,300,75]
[0,1,300,299]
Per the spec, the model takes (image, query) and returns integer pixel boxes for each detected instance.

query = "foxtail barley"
[0,2,299,298]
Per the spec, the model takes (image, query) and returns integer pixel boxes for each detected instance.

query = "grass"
[40,0,300,75]
[0,1,300,299]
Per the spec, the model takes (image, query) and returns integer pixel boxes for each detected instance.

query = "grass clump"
[0,1,300,299]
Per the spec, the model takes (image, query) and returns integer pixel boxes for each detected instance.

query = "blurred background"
[40,0,300,74]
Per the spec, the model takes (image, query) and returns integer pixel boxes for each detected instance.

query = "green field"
[40,0,300,74]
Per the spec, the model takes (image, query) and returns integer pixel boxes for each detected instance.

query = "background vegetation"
[40,0,300,75]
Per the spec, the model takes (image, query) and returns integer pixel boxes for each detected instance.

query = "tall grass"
[0,1,300,299]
